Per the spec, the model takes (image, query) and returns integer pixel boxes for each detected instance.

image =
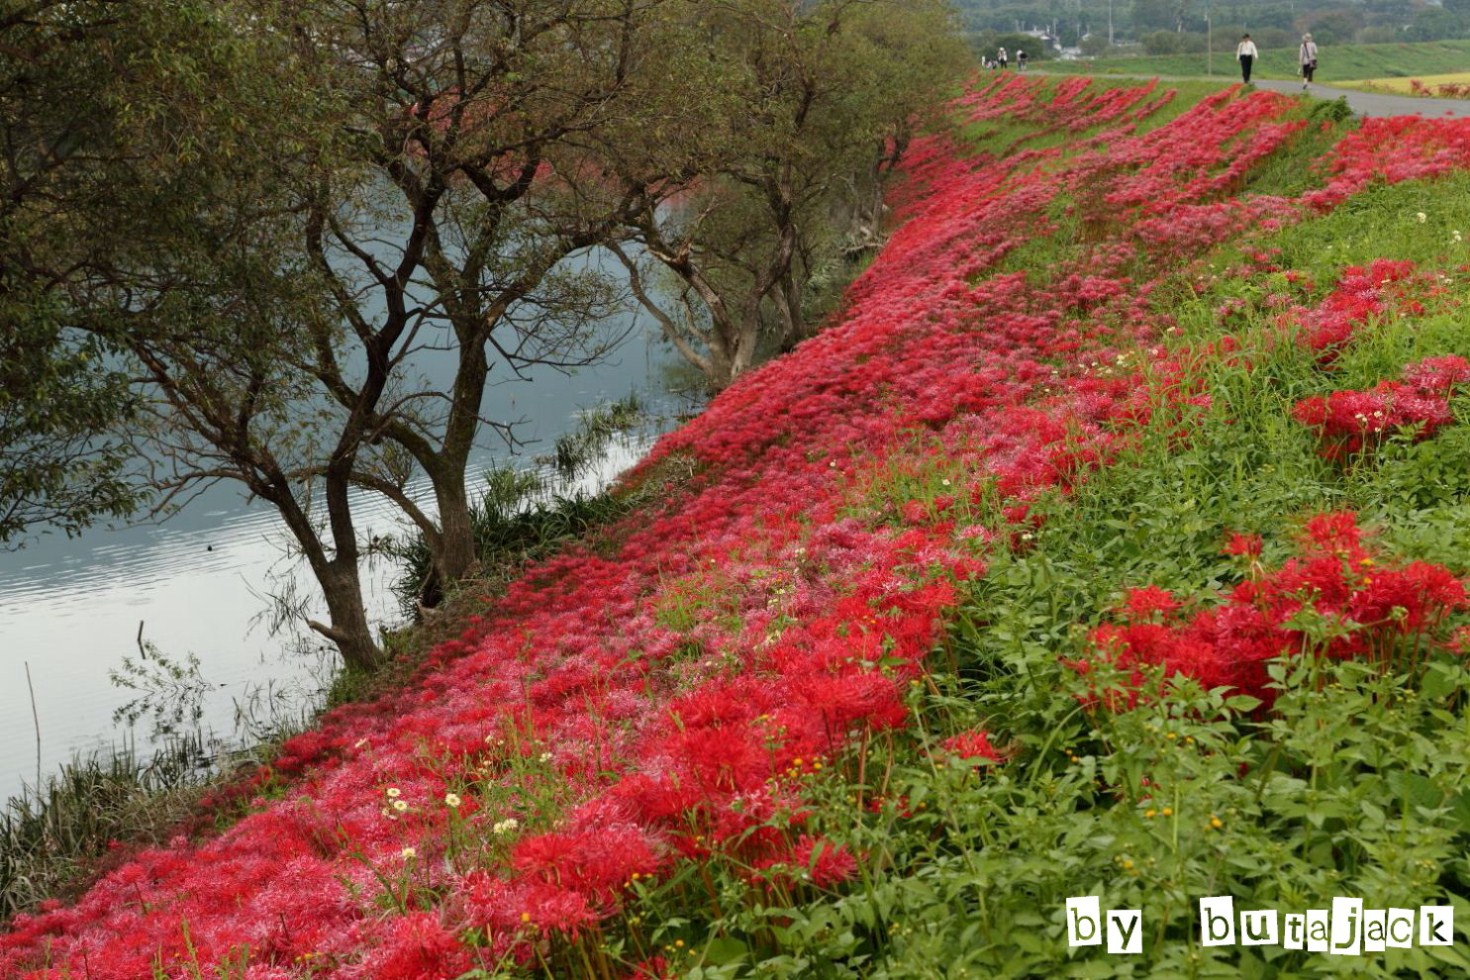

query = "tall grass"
[0,729,282,920]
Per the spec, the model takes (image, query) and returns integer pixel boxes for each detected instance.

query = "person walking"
[1018,49,1028,72]
[1299,33,1318,88]
[998,46,1009,70]
[1236,34,1259,84]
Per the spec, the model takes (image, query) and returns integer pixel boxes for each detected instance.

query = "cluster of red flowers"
[6,78,1470,978]
[1280,258,1445,355]
[1078,512,1467,711]
[1293,355,1470,460]
[1305,115,1470,210]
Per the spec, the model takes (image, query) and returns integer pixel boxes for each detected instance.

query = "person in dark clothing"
[1236,34,1258,84]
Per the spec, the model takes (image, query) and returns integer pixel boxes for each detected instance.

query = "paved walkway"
[1038,70,1470,119]
[1252,79,1470,118]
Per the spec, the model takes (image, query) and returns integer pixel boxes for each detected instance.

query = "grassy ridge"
[9,77,1470,978]
[1043,38,1470,83]
[746,111,1470,977]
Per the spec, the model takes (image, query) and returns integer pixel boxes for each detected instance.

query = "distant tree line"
[953,0,1470,52]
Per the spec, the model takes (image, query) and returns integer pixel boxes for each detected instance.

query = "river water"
[0,317,693,804]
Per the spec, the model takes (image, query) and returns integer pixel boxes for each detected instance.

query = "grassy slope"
[9,76,1470,979]
[1043,38,1470,83]
[746,93,1470,978]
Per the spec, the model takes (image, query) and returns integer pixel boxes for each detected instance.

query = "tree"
[606,0,970,389]
[0,299,137,546]
[65,0,680,671]
[0,1,168,547]
[1405,7,1467,41]
[1298,8,1363,44]
[1141,28,1184,53]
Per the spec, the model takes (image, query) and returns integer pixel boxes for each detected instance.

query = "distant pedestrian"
[998,46,1009,70]
[1299,33,1318,88]
[1018,49,1028,72]
[1236,34,1259,84]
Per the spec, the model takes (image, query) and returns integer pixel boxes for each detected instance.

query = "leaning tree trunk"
[269,468,387,673]
[312,558,386,672]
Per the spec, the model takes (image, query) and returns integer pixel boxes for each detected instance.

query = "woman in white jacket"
[1236,34,1259,84]
[1300,33,1319,88]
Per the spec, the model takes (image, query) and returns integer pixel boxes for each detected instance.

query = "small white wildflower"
[444,793,462,808]
[493,817,520,835]
[1417,212,1428,223]
[385,787,401,799]
[401,847,416,859]
[392,799,409,813]
[539,752,553,764]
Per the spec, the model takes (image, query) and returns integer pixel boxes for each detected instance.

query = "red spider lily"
[1294,356,1468,459]
[1224,532,1264,559]
[1121,586,1183,622]
[10,77,1470,978]
[940,729,1001,764]
[1072,513,1467,709]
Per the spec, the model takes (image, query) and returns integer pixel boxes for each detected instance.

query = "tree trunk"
[434,472,477,585]
[312,558,387,672]
[266,475,386,673]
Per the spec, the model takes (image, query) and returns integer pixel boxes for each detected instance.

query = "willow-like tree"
[0,1,166,546]
[103,0,676,670]
[605,0,971,389]
[22,0,678,671]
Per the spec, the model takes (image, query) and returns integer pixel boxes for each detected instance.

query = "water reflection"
[0,326,694,802]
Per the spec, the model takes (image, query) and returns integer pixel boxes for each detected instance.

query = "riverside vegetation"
[0,395,660,921]
[10,74,1470,977]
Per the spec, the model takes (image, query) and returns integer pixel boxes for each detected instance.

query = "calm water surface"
[0,325,692,803]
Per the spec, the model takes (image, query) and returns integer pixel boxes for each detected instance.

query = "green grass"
[1042,38,1470,84]
[679,102,1470,979]
[0,732,281,920]
[962,81,1357,292]
[958,77,1238,160]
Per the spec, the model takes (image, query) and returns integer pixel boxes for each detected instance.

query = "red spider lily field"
[11,74,1470,978]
